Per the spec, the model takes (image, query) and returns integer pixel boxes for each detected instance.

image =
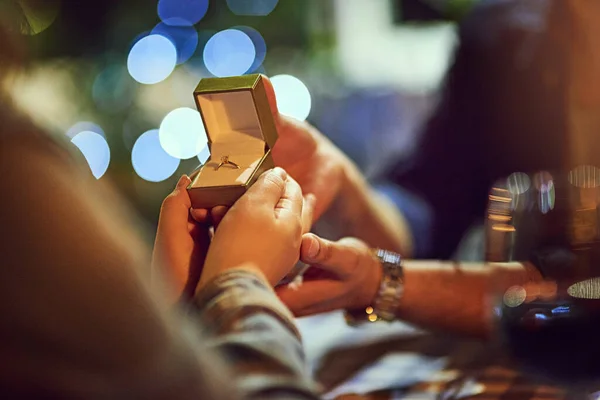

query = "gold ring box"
[187,74,278,209]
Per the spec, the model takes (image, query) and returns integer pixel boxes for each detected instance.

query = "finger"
[210,206,229,228]
[239,167,288,209]
[300,234,369,276]
[190,208,209,224]
[276,280,345,317]
[275,176,303,218]
[158,175,192,233]
[301,194,316,234]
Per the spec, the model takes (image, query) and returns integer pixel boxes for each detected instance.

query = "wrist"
[345,249,405,325]
[195,263,271,296]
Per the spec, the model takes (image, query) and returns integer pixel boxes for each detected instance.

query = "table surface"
[296,311,569,400]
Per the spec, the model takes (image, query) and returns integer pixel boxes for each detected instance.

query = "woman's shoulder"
[0,99,81,170]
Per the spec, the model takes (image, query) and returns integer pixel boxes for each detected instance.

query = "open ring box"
[187,74,278,209]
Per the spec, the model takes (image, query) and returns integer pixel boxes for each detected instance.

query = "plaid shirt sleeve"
[194,268,321,399]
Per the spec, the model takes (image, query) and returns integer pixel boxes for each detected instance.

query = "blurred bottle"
[487,168,600,393]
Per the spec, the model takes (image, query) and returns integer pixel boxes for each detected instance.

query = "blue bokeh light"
[159,107,208,160]
[92,64,136,113]
[197,144,211,164]
[132,129,180,182]
[233,26,267,73]
[152,22,198,64]
[71,131,111,179]
[128,34,177,84]
[183,30,216,78]
[158,0,209,26]
[203,29,256,77]
[226,0,279,16]
[66,122,105,139]
[270,74,312,121]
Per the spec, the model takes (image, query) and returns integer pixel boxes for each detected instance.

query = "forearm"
[195,267,320,399]
[395,261,543,338]
[318,161,414,257]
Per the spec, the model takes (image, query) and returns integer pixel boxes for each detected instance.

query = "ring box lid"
[193,74,278,155]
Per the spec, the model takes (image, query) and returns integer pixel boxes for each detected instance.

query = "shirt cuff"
[373,182,433,258]
[193,268,301,340]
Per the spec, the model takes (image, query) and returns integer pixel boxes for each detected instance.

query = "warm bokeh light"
[158,0,209,26]
[132,129,180,182]
[270,74,312,121]
[70,131,111,179]
[128,34,177,84]
[203,29,256,77]
[159,107,207,160]
[226,0,279,16]
[568,165,600,188]
[152,22,199,64]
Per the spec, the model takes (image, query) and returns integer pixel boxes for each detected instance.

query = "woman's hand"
[276,233,382,317]
[151,175,226,303]
[198,167,315,290]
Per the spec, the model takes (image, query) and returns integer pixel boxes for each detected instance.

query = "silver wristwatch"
[345,249,404,325]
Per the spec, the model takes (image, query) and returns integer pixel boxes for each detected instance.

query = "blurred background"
[6,0,479,233]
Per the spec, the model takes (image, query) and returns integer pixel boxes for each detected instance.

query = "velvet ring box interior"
[187,74,278,209]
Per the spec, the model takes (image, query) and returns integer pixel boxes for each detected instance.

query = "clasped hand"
[153,166,382,316]
[152,167,315,302]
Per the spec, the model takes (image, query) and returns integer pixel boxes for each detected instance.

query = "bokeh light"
[197,144,211,164]
[226,0,279,16]
[203,29,256,77]
[71,131,111,179]
[568,277,600,299]
[233,26,267,73]
[132,129,180,182]
[270,74,312,121]
[158,0,209,26]
[159,107,207,160]
[152,22,198,64]
[128,34,177,84]
[66,121,105,139]
[16,0,61,35]
[503,285,527,308]
[507,172,531,195]
[183,30,216,78]
[568,165,600,188]
[92,64,136,113]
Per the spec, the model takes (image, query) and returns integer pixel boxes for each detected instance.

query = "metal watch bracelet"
[344,249,404,325]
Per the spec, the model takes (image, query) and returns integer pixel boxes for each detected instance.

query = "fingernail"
[306,194,316,208]
[176,175,190,188]
[305,235,320,260]
[271,167,288,181]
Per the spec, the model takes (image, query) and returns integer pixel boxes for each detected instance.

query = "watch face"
[376,250,403,280]
[377,249,402,265]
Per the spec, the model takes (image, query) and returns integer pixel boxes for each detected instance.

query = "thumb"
[300,234,370,276]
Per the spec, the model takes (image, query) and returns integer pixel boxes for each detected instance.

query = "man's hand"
[262,77,348,221]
